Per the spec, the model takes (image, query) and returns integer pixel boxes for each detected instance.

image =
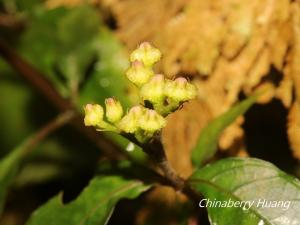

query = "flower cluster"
[84,42,197,143]
[126,42,197,116]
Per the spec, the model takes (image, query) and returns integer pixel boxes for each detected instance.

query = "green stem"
[154,100,179,116]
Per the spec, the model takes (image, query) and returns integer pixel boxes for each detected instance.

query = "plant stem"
[142,137,185,190]
[122,134,187,190]
[124,134,202,201]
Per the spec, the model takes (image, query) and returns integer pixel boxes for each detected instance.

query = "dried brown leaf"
[46,0,300,159]
[288,102,300,160]
[276,72,293,108]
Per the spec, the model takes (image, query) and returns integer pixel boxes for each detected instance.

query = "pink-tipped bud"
[130,42,162,67]
[117,105,145,133]
[140,74,165,103]
[129,105,144,116]
[175,77,188,85]
[105,97,123,123]
[126,60,154,86]
[139,109,166,132]
[83,104,104,127]
[165,77,197,102]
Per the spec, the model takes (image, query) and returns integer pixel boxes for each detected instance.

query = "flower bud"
[130,42,162,67]
[118,106,144,133]
[105,97,123,123]
[165,77,197,102]
[84,104,104,127]
[139,109,166,132]
[126,61,154,86]
[140,74,165,103]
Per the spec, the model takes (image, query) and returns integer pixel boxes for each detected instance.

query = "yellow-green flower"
[130,42,162,67]
[126,60,154,86]
[84,104,104,127]
[118,106,144,133]
[140,74,165,104]
[165,77,197,102]
[139,109,166,132]
[105,97,123,123]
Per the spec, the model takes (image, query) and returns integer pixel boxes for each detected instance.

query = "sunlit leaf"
[26,176,150,225]
[191,95,257,167]
[189,157,300,225]
[78,28,131,108]
[19,5,132,106]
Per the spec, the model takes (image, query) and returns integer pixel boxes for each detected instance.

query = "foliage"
[190,158,300,224]
[0,145,23,214]
[19,5,131,106]
[26,176,150,225]
[0,1,299,225]
[192,94,258,167]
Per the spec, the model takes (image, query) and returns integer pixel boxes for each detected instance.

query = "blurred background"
[1,0,300,224]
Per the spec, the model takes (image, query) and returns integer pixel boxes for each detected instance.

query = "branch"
[0,13,23,30]
[142,137,201,200]
[0,39,128,160]
[142,137,185,190]
[21,110,75,155]
[0,39,71,111]
[121,133,201,200]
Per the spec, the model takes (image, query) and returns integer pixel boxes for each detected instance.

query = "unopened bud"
[165,77,197,102]
[126,61,154,86]
[139,109,166,132]
[129,105,144,117]
[130,42,162,67]
[84,104,104,127]
[140,74,165,103]
[118,106,144,133]
[105,98,123,123]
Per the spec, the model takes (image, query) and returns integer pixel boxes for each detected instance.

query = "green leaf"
[0,70,101,187]
[19,5,133,106]
[0,75,37,153]
[0,134,70,214]
[19,5,102,96]
[57,6,99,52]
[55,5,100,86]
[78,28,131,108]
[189,157,300,225]
[191,95,257,167]
[17,5,141,157]
[0,145,24,214]
[26,176,150,225]
[19,7,69,95]
[1,0,43,12]
[17,4,141,159]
